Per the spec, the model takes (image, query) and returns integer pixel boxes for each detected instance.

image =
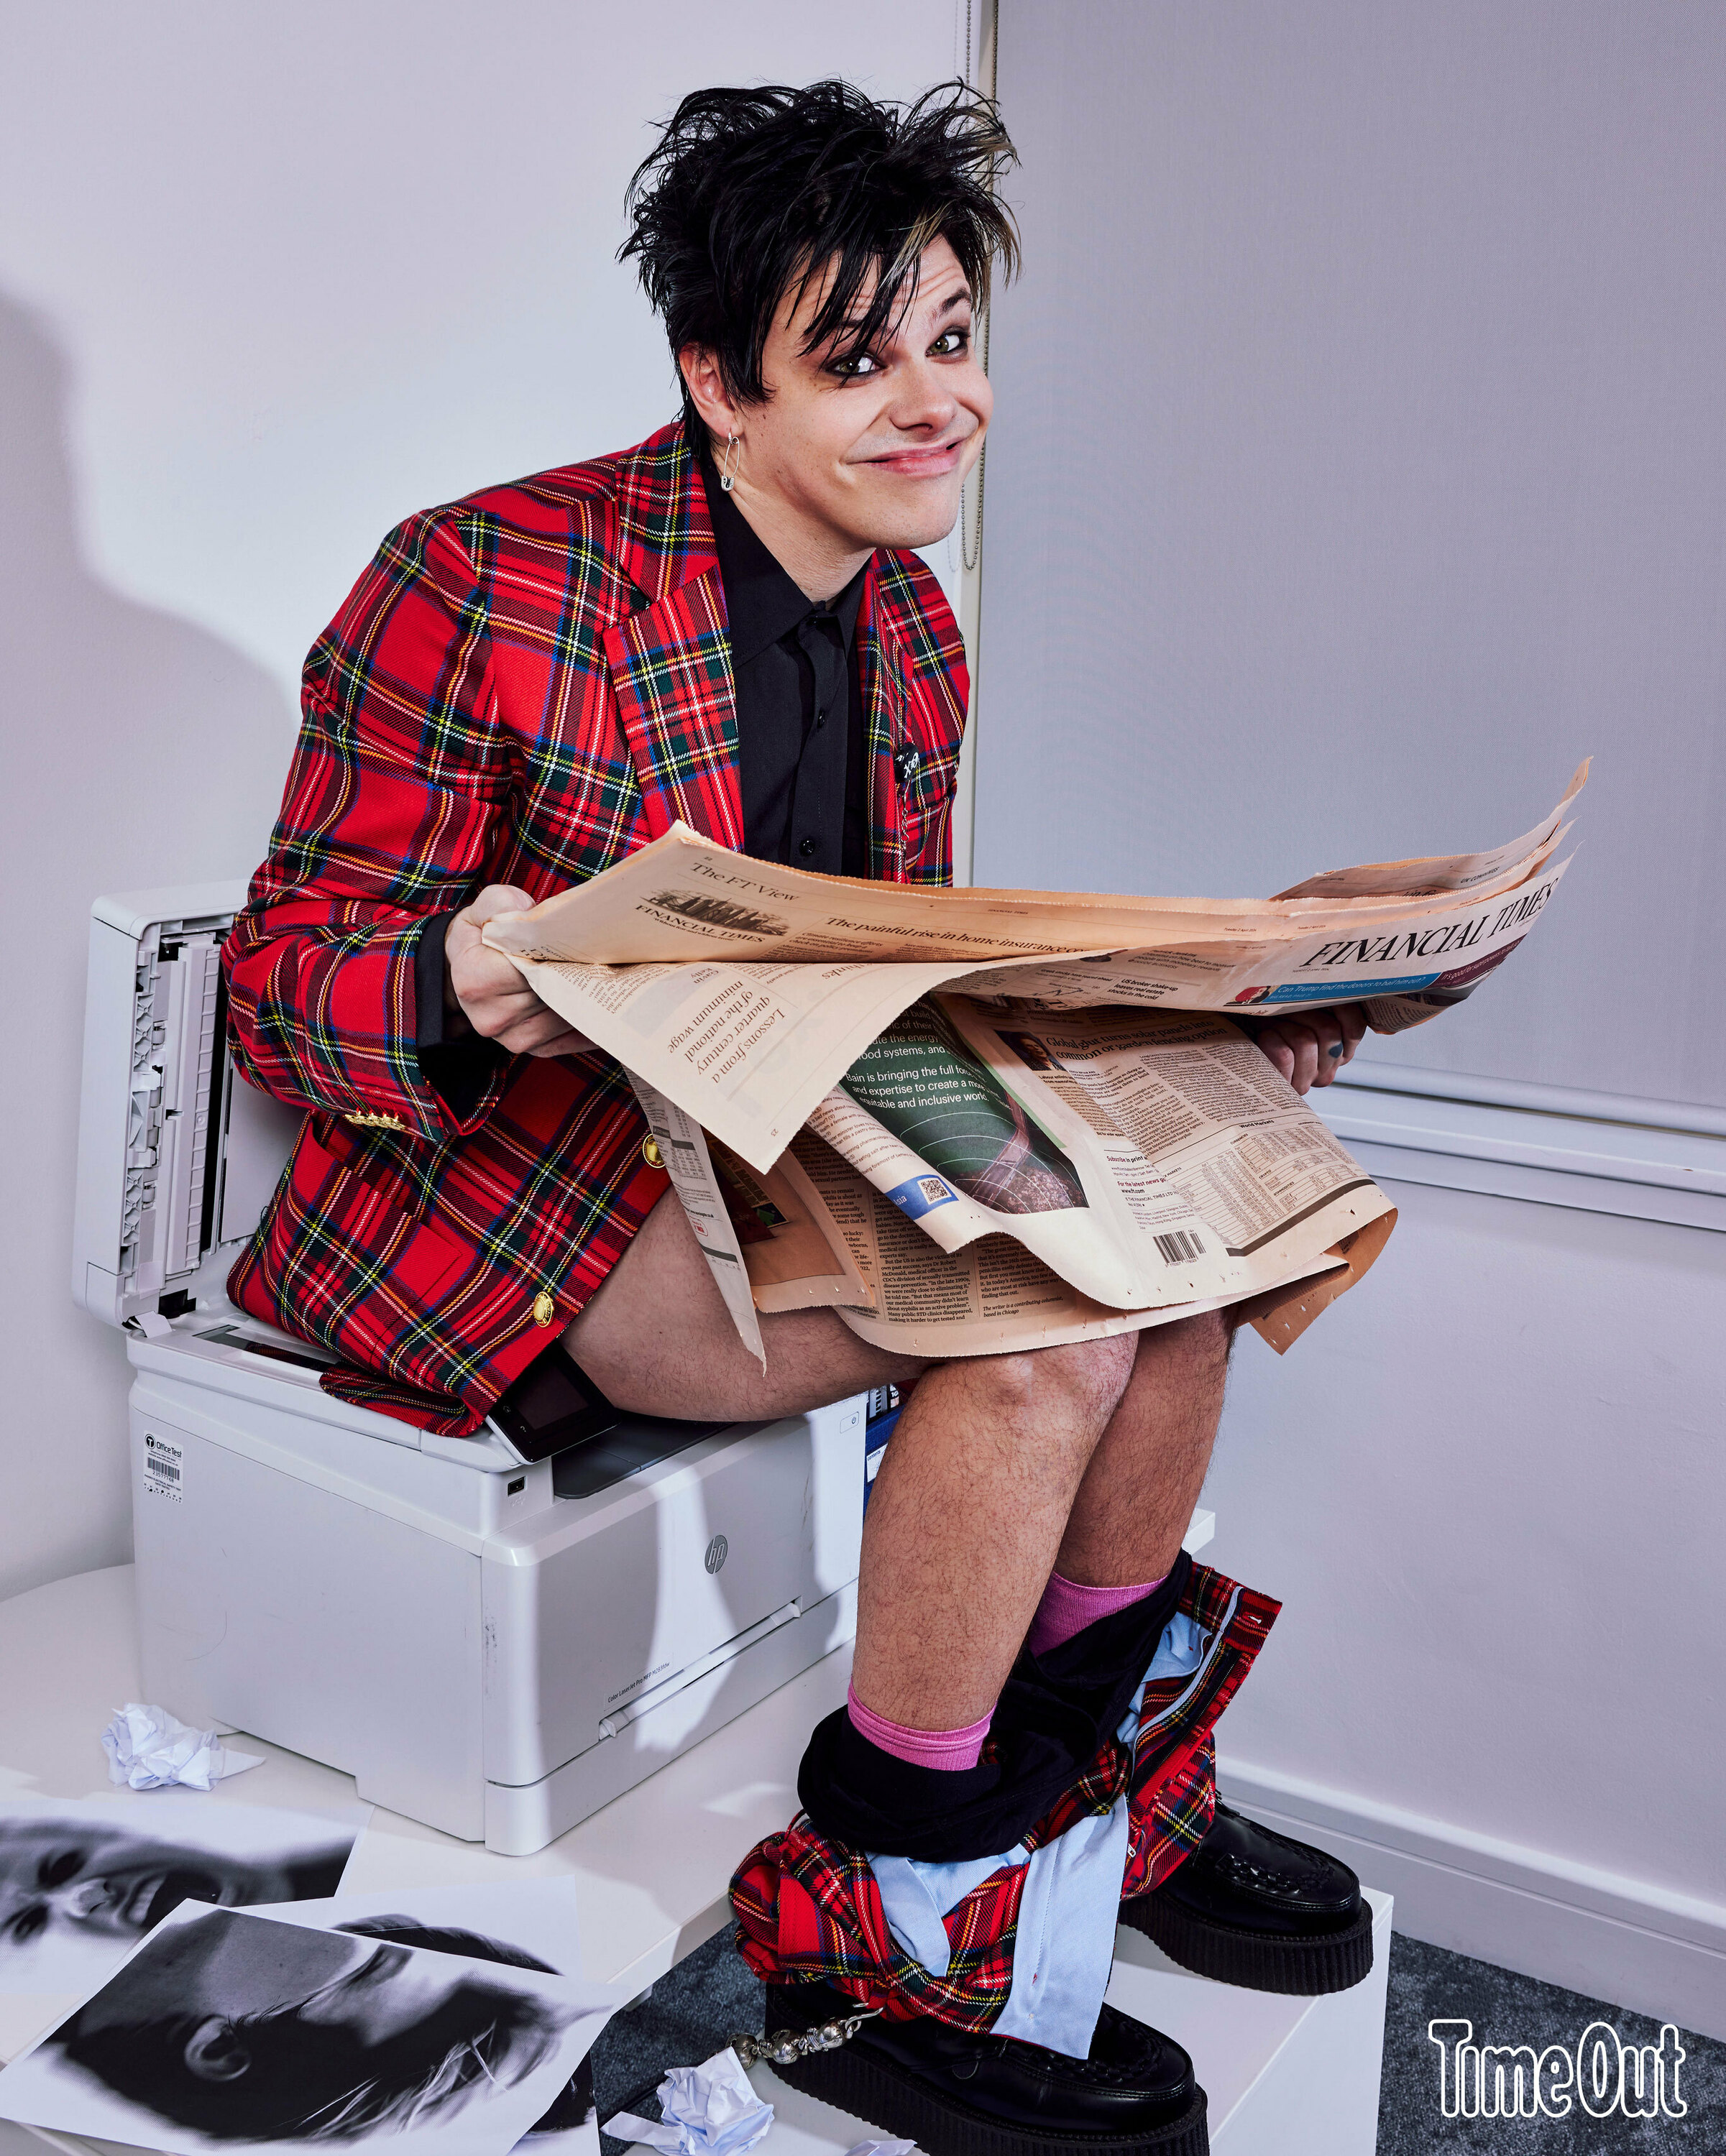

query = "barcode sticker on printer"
[142,1433,184,1501]
[1154,1230,1207,1265]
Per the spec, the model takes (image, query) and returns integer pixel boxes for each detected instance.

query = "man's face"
[0,1821,262,1950]
[698,235,991,561]
[75,1910,476,2053]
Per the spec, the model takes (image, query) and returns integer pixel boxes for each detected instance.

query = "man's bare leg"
[569,1193,1224,1733]
[564,1183,926,1419]
[1053,1309,1232,1588]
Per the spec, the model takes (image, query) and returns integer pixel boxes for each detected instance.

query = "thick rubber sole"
[1119,1889,1374,1996]
[762,2001,1208,2156]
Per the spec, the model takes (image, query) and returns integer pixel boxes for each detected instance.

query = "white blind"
[976,1,1726,1112]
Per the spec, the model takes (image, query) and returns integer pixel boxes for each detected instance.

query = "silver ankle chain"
[730,2007,881,2070]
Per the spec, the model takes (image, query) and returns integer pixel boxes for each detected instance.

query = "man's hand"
[444,887,600,1059]
[1241,1002,1368,1094]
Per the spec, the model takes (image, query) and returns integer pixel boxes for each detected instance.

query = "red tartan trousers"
[731,1562,1280,2030]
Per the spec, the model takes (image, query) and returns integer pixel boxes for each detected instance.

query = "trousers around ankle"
[800,1554,1194,1863]
[733,1559,1281,2032]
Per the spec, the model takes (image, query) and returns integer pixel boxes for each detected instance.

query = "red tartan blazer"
[223,420,968,1434]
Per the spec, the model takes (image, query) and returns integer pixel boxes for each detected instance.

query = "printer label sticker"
[142,1433,184,1501]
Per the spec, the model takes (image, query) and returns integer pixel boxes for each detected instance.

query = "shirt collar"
[699,446,869,665]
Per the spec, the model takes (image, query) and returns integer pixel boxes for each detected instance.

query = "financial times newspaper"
[490,770,1582,1358]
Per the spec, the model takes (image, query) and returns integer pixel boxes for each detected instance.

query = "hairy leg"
[848,1335,1140,1729]
[566,1189,1143,1731]
[1054,1309,1233,1587]
[564,1186,925,1418]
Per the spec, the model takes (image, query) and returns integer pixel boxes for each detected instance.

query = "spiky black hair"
[620,78,1018,431]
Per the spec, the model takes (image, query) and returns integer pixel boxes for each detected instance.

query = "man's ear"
[678,346,740,446]
[183,2016,251,2083]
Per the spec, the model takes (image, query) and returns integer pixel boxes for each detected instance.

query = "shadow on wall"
[0,293,294,1602]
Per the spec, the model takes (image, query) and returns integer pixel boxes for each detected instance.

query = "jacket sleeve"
[223,510,515,1138]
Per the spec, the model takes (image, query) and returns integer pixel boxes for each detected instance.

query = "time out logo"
[1429,2019,1688,2119]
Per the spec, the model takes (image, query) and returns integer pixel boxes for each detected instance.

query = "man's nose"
[888,358,963,436]
[56,1878,111,1920]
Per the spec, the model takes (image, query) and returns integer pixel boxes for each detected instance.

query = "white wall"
[0,1,970,1603]
[976,1,1726,2026]
[1210,1185,1726,2027]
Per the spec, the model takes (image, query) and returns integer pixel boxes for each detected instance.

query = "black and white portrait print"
[0,1902,612,2155]
[0,1797,361,1994]
[251,1880,599,2146]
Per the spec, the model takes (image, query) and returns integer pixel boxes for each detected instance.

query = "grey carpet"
[589,1922,1722,2153]
[592,1925,765,2154]
[1377,1932,1721,2152]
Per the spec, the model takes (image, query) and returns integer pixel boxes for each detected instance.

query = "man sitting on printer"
[224,80,1371,2156]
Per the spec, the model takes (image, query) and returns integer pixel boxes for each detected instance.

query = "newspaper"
[628,998,1397,1363]
[487,769,1583,1175]
[491,775,1579,1360]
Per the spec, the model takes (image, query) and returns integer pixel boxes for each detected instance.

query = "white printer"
[72,885,863,1855]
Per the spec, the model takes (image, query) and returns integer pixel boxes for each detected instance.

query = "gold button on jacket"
[532,1291,557,1327]
[641,1135,664,1169]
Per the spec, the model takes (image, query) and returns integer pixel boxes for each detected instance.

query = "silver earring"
[720,431,740,493]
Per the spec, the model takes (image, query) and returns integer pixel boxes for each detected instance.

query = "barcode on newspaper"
[1154,1230,1207,1265]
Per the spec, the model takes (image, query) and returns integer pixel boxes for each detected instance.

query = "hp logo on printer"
[704,1534,729,1575]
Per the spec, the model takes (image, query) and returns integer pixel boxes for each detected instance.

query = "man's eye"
[39,1848,84,1888]
[830,351,881,380]
[9,1906,47,1945]
[930,328,970,357]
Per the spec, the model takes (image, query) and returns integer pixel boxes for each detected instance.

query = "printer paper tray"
[482,1582,855,1855]
[596,1598,802,1739]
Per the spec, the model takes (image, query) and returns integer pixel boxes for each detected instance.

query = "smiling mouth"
[867,439,968,474]
[119,1873,168,1928]
[123,1868,224,1930]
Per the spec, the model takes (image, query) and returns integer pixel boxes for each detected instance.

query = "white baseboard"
[1216,1754,1726,2044]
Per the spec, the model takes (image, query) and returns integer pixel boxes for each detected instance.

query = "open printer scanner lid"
[68,885,679,1481]
[73,885,303,1332]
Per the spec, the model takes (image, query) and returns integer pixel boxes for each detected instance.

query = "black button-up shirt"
[699,448,871,877]
[418,452,874,1103]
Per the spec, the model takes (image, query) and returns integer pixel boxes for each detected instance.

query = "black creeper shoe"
[1119,1802,1373,1995]
[756,1976,1208,2156]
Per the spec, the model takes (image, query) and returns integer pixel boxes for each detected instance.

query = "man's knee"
[970,1333,1139,1432]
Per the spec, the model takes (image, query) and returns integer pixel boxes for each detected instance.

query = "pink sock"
[1026,1568,1167,1657]
[847,1685,991,1772]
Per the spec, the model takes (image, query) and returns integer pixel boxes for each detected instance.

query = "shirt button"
[799,837,817,858]
[532,1291,557,1327]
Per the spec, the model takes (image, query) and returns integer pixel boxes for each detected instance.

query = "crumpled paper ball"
[101,1703,264,1791]
[603,2046,774,2156]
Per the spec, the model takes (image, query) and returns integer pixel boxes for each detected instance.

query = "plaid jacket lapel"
[857,582,909,880]
[602,425,746,848]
